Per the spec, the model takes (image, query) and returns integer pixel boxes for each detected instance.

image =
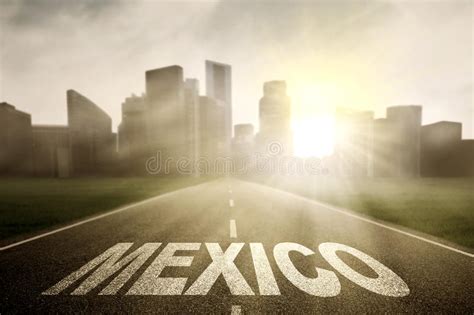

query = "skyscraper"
[386,105,422,177]
[198,96,225,162]
[118,94,147,174]
[146,66,188,168]
[184,78,201,175]
[205,60,232,153]
[67,89,115,175]
[257,80,293,155]
[372,105,422,177]
[31,125,71,178]
[372,118,398,177]
[0,102,32,175]
[420,121,468,177]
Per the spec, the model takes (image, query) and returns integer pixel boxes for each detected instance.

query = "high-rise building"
[420,121,474,176]
[257,80,293,155]
[372,118,399,177]
[234,124,254,144]
[386,105,422,177]
[334,108,373,177]
[0,102,32,175]
[118,94,147,174]
[199,96,224,162]
[232,124,255,174]
[454,140,474,176]
[184,79,201,174]
[146,66,188,168]
[31,125,71,178]
[232,124,254,154]
[67,89,115,175]
[205,60,232,152]
[372,105,422,177]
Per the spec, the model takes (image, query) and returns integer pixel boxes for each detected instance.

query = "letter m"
[42,243,160,295]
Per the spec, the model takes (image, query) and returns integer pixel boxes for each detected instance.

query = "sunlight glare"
[290,83,336,157]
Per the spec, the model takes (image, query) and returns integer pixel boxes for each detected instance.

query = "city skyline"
[1,0,472,146]
[2,60,472,178]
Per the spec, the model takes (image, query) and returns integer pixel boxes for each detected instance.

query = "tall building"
[31,125,71,178]
[372,118,399,177]
[386,105,422,177]
[205,60,232,153]
[184,79,201,174]
[257,80,293,155]
[67,89,115,175]
[0,102,32,175]
[372,105,422,177]
[455,140,474,176]
[146,66,188,168]
[199,96,224,162]
[118,94,148,174]
[234,124,254,145]
[232,124,255,174]
[421,121,473,176]
[334,108,373,177]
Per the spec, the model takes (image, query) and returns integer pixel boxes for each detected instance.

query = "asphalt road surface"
[0,178,472,313]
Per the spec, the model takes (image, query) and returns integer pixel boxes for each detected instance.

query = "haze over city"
[1,1,473,314]
[1,0,472,157]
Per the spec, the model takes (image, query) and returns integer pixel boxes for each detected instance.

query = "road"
[0,178,472,313]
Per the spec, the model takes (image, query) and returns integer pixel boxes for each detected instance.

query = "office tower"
[372,118,399,177]
[31,125,71,178]
[454,140,474,176]
[234,124,254,145]
[199,96,224,162]
[184,79,200,174]
[205,60,232,153]
[118,94,148,174]
[420,121,474,176]
[386,105,422,177]
[232,124,255,167]
[0,102,33,175]
[335,108,373,177]
[257,80,293,155]
[67,89,115,175]
[146,66,188,168]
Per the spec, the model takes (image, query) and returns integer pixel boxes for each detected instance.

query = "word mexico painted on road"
[43,242,409,297]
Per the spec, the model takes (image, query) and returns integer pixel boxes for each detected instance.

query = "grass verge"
[0,176,212,241]
[244,175,474,249]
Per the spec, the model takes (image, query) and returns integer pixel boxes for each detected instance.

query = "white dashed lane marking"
[229,220,237,238]
[228,185,242,313]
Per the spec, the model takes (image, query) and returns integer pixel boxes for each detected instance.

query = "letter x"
[185,243,254,295]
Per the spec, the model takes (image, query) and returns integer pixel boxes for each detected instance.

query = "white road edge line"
[231,305,241,314]
[229,199,235,207]
[230,219,237,238]
[242,180,474,258]
[0,181,213,252]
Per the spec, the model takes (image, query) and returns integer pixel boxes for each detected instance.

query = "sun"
[292,116,335,157]
[290,83,337,158]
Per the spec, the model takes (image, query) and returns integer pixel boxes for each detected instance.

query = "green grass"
[0,176,212,241]
[246,175,474,249]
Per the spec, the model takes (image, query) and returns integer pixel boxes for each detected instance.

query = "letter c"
[274,242,340,296]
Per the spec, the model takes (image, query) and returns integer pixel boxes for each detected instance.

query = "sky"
[1,0,473,141]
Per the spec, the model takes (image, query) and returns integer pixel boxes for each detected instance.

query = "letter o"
[319,242,409,297]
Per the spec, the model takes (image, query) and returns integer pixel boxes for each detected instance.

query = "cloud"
[3,0,119,27]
